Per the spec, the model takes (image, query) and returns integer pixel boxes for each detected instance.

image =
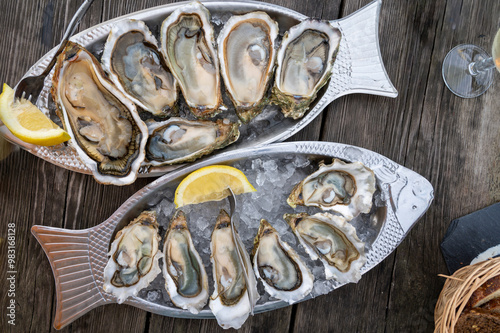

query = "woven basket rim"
[434,256,500,333]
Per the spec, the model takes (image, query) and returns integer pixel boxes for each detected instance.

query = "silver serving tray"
[1,0,397,177]
[32,141,433,329]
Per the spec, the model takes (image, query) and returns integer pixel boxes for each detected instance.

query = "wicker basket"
[434,256,500,332]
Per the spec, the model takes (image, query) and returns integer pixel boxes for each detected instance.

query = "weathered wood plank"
[0,149,70,332]
[384,0,500,331]
[1,1,76,330]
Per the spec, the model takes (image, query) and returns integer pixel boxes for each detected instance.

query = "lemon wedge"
[175,165,256,208]
[0,83,70,146]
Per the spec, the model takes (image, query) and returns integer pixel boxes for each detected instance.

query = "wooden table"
[1,0,499,332]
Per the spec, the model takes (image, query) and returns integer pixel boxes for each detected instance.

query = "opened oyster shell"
[217,12,279,123]
[273,19,341,119]
[163,210,209,314]
[101,19,178,120]
[284,212,366,284]
[160,1,222,119]
[51,41,148,185]
[287,159,376,220]
[145,117,240,166]
[252,219,313,304]
[103,211,162,303]
[209,210,259,329]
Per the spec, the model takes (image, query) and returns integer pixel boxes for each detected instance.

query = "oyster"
[287,159,376,220]
[217,12,279,123]
[163,210,209,314]
[101,19,178,119]
[145,117,239,166]
[209,210,259,329]
[52,41,148,185]
[273,19,341,119]
[160,1,222,119]
[103,211,162,303]
[284,212,366,284]
[252,219,313,304]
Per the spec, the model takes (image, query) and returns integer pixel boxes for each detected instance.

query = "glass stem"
[469,57,495,76]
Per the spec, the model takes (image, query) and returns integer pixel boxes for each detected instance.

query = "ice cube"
[241,200,263,223]
[256,172,266,187]
[313,281,330,296]
[157,199,175,226]
[281,233,296,246]
[256,195,274,212]
[194,215,210,232]
[252,158,263,170]
[312,265,324,277]
[146,290,159,302]
[293,155,311,168]
[273,220,289,235]
[262,159,278,171]
[285,162,297,179]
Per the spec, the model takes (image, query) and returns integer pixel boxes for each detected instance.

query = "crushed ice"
[137,154,385,313]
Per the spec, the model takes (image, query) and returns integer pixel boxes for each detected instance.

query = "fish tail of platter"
[328,0,398,100]
[31,224,112,329]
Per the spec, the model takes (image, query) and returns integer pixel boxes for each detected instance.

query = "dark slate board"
[441,202,500,274]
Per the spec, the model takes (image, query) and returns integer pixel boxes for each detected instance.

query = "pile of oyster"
[51,1,341,185]
[103,158,375,329]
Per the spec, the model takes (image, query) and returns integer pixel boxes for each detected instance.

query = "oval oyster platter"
[32,141,434,329]
[1,0,397,182]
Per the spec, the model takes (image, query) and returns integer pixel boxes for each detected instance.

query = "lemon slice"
[175,165,256,208]
[0,83,70,146]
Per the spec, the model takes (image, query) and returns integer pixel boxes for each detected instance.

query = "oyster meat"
[284,212,366,284]
[101,19,178,119]
[287,159,376,221]
[217,12,279,123]
[51,41,148,185]
[103,211,162,303]
[160,1,222,119]
[145,117,239,166]
[209,210,259,329]
[163,210,209,314]
[273,19,341,119]
[252,219,313,304]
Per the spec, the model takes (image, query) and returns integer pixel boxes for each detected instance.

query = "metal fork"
[227,187,256,315]
[13,0,95,102]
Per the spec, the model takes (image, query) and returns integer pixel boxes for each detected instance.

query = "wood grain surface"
[1,0,499,332]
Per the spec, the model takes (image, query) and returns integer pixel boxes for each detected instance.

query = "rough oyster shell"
[101,19,178,119]
[217,12,279,123]
[252,219,313,304]
[284,212,366,283]
[287,159,376,220]
[103,211,162,303]
[145,117,240,166]
[273,19,341,119]
[163,210,209,314]
[51,41,148,186]
[209,210,259,329]
[160,1,222,119]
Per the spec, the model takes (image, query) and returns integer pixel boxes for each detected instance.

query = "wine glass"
[442,28,500,98]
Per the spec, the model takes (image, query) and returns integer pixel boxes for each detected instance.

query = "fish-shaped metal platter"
[1,0,397,178]
[32,141,432,329]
